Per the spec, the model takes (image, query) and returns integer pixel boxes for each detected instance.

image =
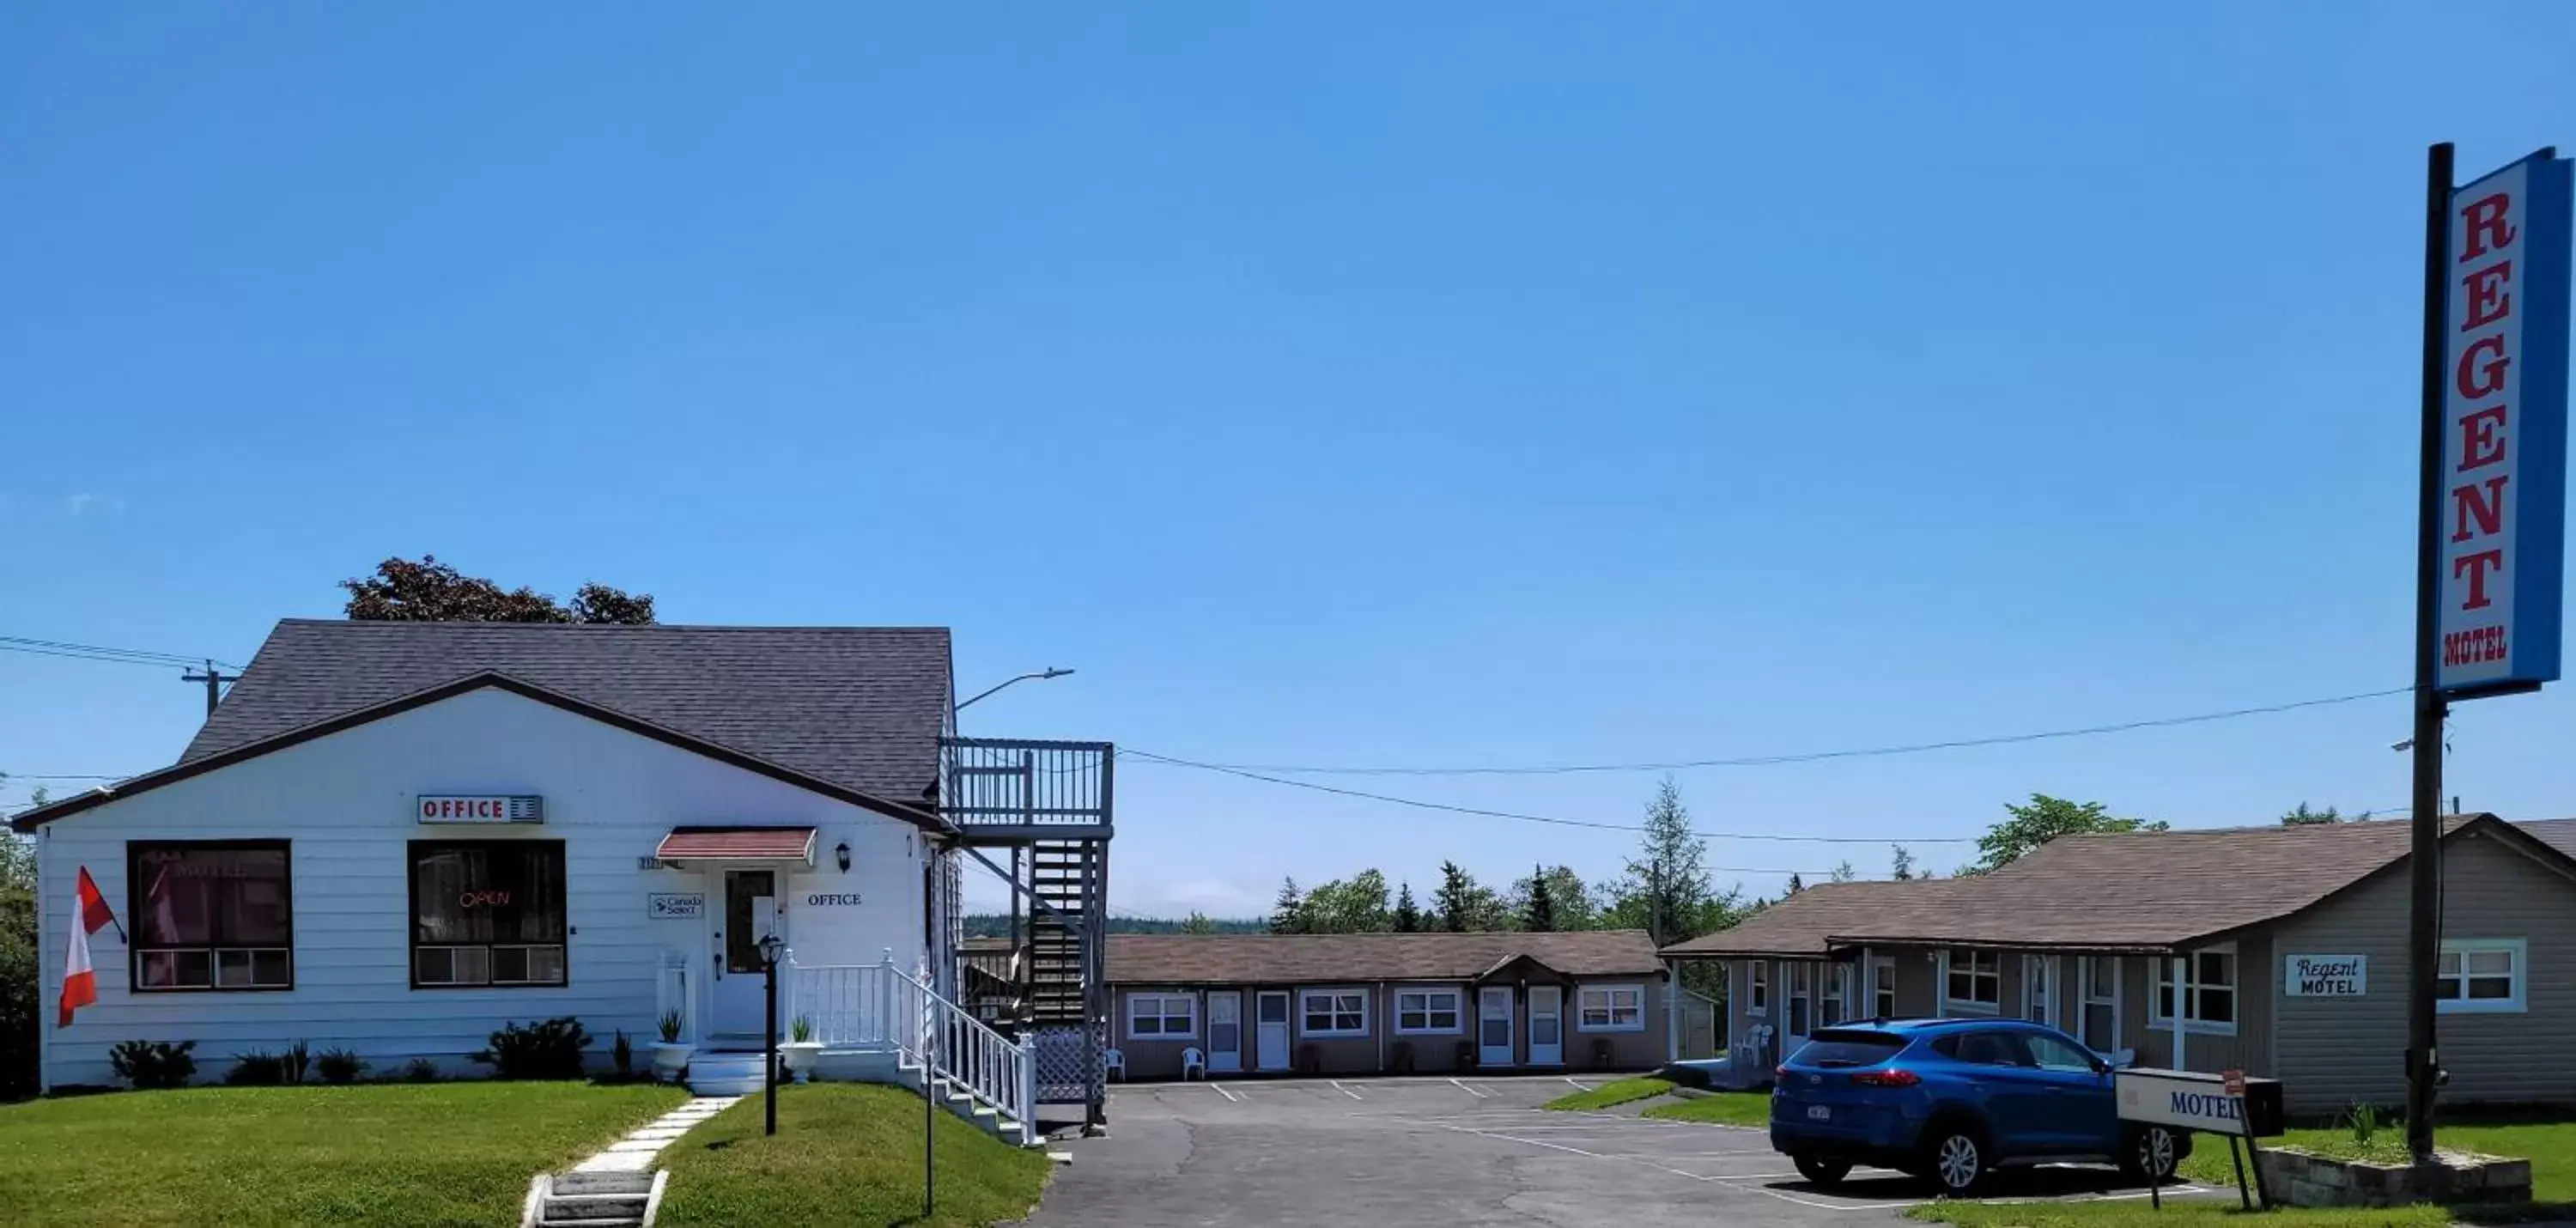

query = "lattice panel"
[1034,1024,1104,1103]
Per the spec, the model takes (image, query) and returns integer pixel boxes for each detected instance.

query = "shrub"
[108,1039,197,1090]
[315,1049,368,1085]
[471,1016,591,1080]
[789,1016,814,1043]
[2348,1102,2384,1148]
[400,1057,440,1083]
[656,1011,683,1043]
[226,1050,289,1086]
[611,1030,634,1077]
[281,1040,311,1084]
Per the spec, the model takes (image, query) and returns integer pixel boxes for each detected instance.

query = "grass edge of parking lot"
[1544,1077,1676,1111]
[1639,1089,1772,1128]
[1907,1201,2453,1228]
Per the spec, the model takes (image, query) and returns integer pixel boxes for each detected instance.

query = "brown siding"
[2269,831,2576,1115]
[1385,982,1472,1073]
[1115,987,1209,1080]
[2120,933,2272,1078]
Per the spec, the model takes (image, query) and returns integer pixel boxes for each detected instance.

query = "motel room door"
[1255,991,1291,1071]
[1479,987,1516,1067]
[710,869,780,1039]
[1527,987,1564,1066]
[1207,992,1243,1073]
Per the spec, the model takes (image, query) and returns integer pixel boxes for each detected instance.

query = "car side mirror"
[2090,1058,2111,1075]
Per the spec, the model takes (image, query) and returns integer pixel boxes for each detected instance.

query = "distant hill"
[963,912,1267,937]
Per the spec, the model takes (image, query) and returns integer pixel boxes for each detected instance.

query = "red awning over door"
[654,826,818,863]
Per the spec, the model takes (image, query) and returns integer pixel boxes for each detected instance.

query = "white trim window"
[1126,992,1198,1040]
[2439,939,2527,1014]
[1944,948,2002,1012]
[1577,983,1647,1032]
[1871,956,1898,1019]
[2154,945,2239,1034]
[1819,964,1849,1027]
[1300,988,1370,1037]
[1746,962,1769,1014]
[1395,987,1465,1034]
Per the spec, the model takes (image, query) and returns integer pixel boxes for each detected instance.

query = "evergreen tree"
[1785,872,1805,894]
[1181,911,1218,934]
[1521,863,1558,932]
[1434,861,1476,932]
[1393,883,1422,933]
[1891,844,1917,881]
[1829,860,1856,884]
[1269,877,1306,934]
[1604,776,1715,947]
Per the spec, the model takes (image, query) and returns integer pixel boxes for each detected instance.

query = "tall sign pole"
[2409,143,2573,1161]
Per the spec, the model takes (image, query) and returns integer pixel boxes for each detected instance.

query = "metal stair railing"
[791,956,1036,1145]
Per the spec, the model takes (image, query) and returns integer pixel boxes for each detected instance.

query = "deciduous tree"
[342,556,655,624]
[1968,794,2165,874]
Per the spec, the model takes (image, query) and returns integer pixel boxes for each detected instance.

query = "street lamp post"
[956,667,1074,711]
[757,932,786,1136]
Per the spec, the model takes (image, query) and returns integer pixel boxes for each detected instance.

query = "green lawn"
[0,1082,688,1227]
[2172,1121,2576,1202]
[653,1084,1050,1228]
[1545,1076,1675,1112]
[1640,1089,1773,1128]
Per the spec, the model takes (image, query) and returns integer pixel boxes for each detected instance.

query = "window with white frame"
[1127,993,1197,1039]
[1945,949,2001,1011]
[1301,988,1369,1037]
[1871,956,1898,1019]
[2438,939,2526,1013]
[1747,961,1769,1013]
[1395,988,1464,1033]
[1820,964,1848,1027]
[2153,946,2238,1031]
[1577,984,1645,1031]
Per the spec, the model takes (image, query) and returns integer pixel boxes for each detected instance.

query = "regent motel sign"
[2438,150,2573,695]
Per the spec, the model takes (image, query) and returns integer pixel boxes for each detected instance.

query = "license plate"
[1807,1105,1831,1121]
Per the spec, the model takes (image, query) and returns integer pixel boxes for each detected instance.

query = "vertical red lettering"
[2459,191,2517,262]
[2451,477,2510,542]
[2461,261,2514,330]
[2455,335,2512,399]
[2458,404,2509,470]
[2454,550,2506,609]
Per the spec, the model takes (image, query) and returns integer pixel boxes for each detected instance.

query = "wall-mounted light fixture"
[835,842,852,873]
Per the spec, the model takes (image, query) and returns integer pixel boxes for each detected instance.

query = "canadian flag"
[59,866,119,1028]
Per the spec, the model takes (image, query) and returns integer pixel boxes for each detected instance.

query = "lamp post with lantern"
[756,931,786,1136]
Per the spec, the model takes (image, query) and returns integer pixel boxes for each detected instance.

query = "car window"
[1948,1030,2032,1067]
[1793,1030,1906,1067]
[2024,1032,2097,1073]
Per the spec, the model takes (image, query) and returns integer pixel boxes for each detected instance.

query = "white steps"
[683,1050,770,1097]
[526,1170,664,1228]
[890,1058,1028,1145]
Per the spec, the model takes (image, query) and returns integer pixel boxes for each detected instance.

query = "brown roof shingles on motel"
[1662,814,2576,958]
[1107,930,1665,985]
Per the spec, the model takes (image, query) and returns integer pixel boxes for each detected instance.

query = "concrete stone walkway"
[572,1095,744,1174]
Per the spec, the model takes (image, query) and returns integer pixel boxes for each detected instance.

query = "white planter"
[779,1042,825,1084]
[650,1042,694,1083]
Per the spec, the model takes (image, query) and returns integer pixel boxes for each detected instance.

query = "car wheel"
[1794,1154,1854,1187]
[1924,1126,1988,1196]
[2122,1125,2180,1182]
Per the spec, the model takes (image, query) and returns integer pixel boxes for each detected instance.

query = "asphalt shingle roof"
[186,619,952,803]
[1661,816,2558,957]
[1106,930,1666,984]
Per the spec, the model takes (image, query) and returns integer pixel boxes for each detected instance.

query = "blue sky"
[5,3,2574,918]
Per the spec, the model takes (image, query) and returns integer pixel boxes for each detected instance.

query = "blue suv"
[1769,1018,2189,1195]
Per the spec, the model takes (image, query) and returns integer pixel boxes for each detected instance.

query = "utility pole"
[181,660,235,718]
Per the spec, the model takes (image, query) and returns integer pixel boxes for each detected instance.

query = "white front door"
[711,869,780,1039]
[1528,987,1564,1066]
[1784,963,1812,1054]
[1208,992,1243,1073]
[1478,986,1516,1067]
[1255,991,1291,1070]
[2023,954,2054,1027]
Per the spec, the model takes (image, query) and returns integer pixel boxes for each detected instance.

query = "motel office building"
[1667,815,2576,1116]
[17,620,970,1089]
[1104,931,1669,1079]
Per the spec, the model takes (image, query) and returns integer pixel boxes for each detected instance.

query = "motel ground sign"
[2437,150,2573,696]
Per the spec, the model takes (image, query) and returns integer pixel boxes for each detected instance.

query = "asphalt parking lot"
[1020,1076,2215,1226]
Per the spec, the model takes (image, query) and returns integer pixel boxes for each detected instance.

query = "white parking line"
[1564,1077,1595,1090]
[1209,1082,1243,1103]
[1329,1080,1364,1100]
[1449,1078,1491,1098]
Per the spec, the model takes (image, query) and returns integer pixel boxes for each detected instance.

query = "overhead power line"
[1133,685,2415,777]
[0,635,246,672]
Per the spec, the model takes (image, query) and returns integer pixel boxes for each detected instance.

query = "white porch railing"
[792,956,1036,1145]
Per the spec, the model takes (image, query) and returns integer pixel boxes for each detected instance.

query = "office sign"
[647,893,704,921]
[416,794,544,824]
[2115,1067,2284,1138]
[2438,149,2573,696]
[2285,954,2367,997]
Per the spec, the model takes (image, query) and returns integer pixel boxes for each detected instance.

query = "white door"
[2024,954,2054,1027]
[1478,986,1516,1067]
[1783,963,1813,1055]
[1255,991,1291,1071]
[2080,957,2121,1053]
[711,869,780,1039]
[1208,992,1243,1073]
[1528,987,1564,1066]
